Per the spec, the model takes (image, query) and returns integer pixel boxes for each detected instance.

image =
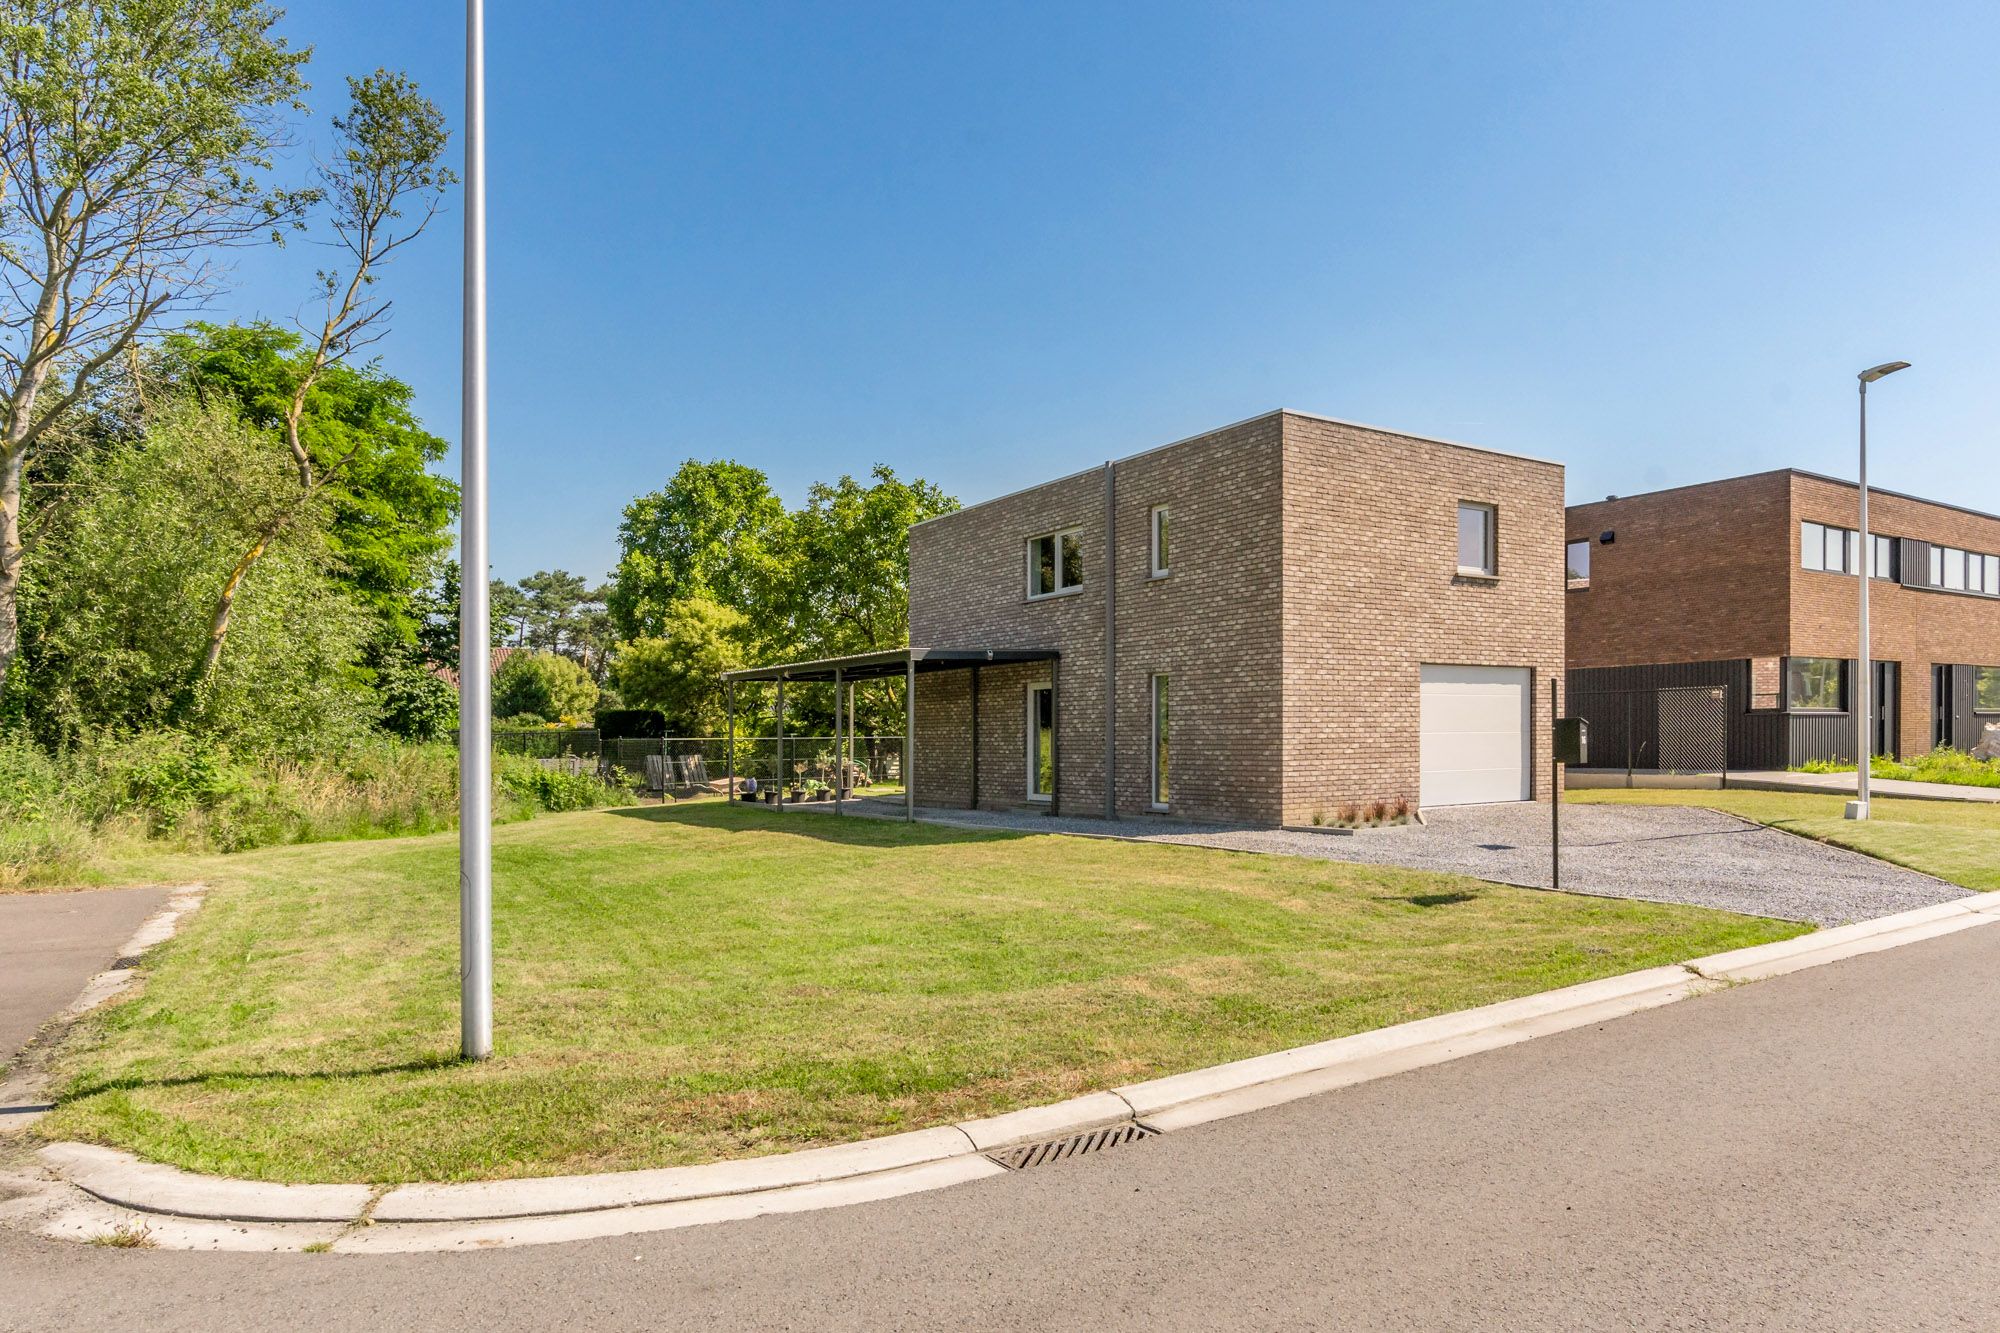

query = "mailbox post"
[1551,695,1588,893]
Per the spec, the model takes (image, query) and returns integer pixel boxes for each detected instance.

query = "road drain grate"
[987,1122,1157,1171]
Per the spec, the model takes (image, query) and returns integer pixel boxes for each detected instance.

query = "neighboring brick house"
[901,410,1566,825]
[1565,470,2000,768]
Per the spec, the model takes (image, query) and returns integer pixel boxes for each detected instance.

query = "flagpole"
[458,0,493,1061]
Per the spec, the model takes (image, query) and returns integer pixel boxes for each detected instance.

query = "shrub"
[493,651,598,724]
[496,756,634,813]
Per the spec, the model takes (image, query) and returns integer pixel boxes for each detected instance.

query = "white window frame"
[1149,673,1169,811]
[1456,502,1498,577]
[1025,681,1054,802]
[1025,529,1084,601]
[1149,506,1170,579]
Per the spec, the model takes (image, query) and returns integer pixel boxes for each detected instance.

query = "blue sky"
[213,1,2000,582]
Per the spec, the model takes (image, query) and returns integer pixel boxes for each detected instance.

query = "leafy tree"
[492,650,597,724]
[189,70,453,684]
[489,578,529,647]
[777,466,957,658]
[24,396,368,751]
[412,560,461,667]
[373,648,458,743]
[609,598,748,735]
[165,322,457,638]
[608,460,789,641]
[516,569,591,653]
[0,0,313,697]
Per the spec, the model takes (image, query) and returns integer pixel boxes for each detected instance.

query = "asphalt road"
[7,923,1999,1331]
[0,887,167,1070]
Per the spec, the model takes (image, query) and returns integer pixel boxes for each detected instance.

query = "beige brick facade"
[907,411,1566,824]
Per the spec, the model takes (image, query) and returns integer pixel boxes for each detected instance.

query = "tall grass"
[0,732,636,890]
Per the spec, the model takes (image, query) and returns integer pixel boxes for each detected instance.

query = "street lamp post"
[1846,360,1910,823]
[458,0,492,1059]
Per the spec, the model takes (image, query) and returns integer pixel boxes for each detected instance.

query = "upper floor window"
[1149,506,1170,578]
[1801,521,1859,574]
[1565,539,1591,585]
[1869,533,1897,580]
[1027,529,1083,599]
[1457,502,1497,576]
[1786,656,1845,712]
[1930,543,1999,595]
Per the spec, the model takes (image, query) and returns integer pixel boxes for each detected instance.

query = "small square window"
[1457,502,1497,576]
[1149,506,1170,578]
[1565,539,1591,584]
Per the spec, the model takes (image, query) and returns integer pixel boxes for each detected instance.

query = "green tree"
[0,0,313,697]
[492,650,597,724]
[24,396,369,750]
[373,648,458,743]
[777,466,957,658]
[164,322,457,637]
[489,579,529,647]
[609,598,748,735]
[188,70,453,684]
[516,569,591,653]
[608,460,789,641]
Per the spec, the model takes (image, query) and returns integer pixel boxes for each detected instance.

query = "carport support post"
[904,655,916,823]
[725,680,735,799]
[775,676,785,811]
[833,667,844,816]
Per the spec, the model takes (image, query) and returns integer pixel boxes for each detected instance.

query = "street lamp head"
[1858,361,1911,383]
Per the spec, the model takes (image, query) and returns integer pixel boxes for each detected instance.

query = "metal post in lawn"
[457,0,493,1063]
[1550,678,1562,893]
[904,654,916,823]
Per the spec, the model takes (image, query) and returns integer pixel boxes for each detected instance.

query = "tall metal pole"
[1850,378,1872,821]
[904,656,916,822]
[457,0,492,1061]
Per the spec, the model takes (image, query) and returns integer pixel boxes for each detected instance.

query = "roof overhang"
[721,647,1059,684]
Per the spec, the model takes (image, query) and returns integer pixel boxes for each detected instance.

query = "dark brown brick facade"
[908,411,1566,823]
[1567,470,2000,757]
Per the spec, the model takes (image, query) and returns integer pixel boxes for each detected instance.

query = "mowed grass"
[43,802,1803,1184]
[1570,788,2000,891]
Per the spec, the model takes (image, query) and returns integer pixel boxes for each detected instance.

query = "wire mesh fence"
[493,730,904,796]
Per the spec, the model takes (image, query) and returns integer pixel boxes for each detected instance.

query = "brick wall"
[910,410,1566,822]
[1787,473,2000,756]
[1565,472,1795,669]
[1280,416,1566,822]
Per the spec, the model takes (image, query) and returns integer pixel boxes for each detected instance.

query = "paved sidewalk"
[0,887,168,1070]
[1728,768,2000,803]
[784,795,1961,925]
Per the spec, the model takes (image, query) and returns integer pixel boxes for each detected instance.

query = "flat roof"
[1568,467,2000,526]
[911,408,1560,531]
[722,647,1059,684]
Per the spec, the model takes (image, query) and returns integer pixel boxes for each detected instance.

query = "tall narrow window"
[1801,521,1826,571]
[1870,534,1896,580]
[1027,685,1054,800]
[1457,502,1497,576]
[1565,539,1591,584]
[1026,529,1084,599]
[1150,506,1170,577]
[1944,546,1967,591]
[1150,675,1170,810]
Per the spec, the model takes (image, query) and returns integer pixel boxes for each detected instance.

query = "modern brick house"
[896,410,1566,825]
[1565,469,2000,769]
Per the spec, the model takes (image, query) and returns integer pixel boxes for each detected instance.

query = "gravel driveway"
[802,797,1963,926]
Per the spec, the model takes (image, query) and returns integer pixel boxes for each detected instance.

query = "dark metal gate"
[1657,686,1729,773]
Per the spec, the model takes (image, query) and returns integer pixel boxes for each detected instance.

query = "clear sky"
[210,1,2000,582]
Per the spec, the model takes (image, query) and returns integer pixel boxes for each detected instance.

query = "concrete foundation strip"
[21,888,2000,1251]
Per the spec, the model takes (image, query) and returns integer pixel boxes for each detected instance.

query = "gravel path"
[795,796,1964,926]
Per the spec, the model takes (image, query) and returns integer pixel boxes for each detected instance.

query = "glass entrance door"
[1027,685,1054,801]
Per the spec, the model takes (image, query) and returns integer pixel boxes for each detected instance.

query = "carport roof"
[721,647,1058,684]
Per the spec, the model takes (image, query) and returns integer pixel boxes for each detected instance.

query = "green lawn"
[1570,788,2000,891]
[43,802,1802,1184]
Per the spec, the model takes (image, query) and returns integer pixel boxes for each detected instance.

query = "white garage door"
[1419,665,1531,807]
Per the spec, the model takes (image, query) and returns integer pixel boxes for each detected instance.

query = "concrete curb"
[26,888,2000,1252]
